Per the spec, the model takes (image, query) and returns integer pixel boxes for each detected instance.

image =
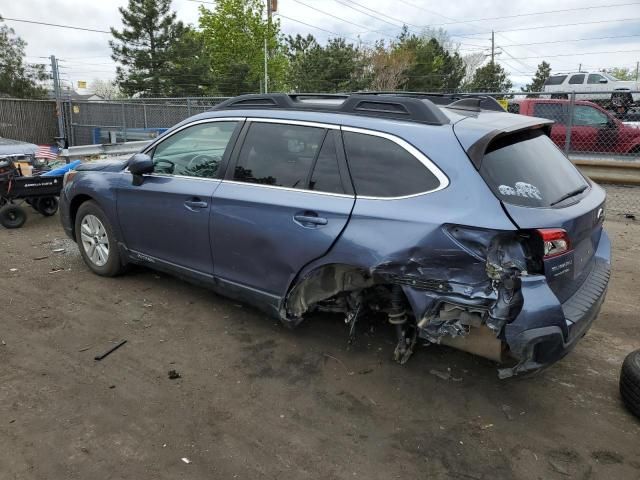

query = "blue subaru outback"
[59,93,610,377]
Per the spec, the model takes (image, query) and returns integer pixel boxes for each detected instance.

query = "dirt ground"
[1,210,639,480]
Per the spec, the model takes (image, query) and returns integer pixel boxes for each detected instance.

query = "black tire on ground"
[35,196,59,216]
[0,204,27,229]
[74,200,126,277]
[620,349,640,419]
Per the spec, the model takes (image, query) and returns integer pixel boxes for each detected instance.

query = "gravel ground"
[0,210,639,480]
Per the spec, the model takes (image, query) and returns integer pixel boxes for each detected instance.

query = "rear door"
[117,119,242,278]
[211,120,355,302]
[478,129,605,303]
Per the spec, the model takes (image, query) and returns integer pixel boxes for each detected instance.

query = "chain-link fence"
[2,91,640,160]
[602,184,640,218]
[0,98,59,144]
[505,90,640,160]
[63,97,229,146]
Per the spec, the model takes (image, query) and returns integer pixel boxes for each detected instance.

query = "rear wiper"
[550,185,588,206]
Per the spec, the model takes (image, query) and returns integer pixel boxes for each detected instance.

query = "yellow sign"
[77,80,87,89]
[497,99,508,111]
[73,105,80,114]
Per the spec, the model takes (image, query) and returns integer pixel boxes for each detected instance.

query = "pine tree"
[522,61,551,94]
[110,0,189,97]
[467,61,512,93]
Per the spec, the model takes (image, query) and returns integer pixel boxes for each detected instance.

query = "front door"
[211,121,355,305]
[117,119,242,278]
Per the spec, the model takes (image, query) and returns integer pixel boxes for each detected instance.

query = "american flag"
[36,145,59,160]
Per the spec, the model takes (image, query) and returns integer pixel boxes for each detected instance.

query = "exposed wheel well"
[69,194,94,240]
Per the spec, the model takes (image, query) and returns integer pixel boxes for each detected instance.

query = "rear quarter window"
[342,131,441,198]
[544,75,567,86]
[480,130,588,207]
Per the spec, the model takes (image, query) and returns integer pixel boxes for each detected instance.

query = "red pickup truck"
[509,99,640,155]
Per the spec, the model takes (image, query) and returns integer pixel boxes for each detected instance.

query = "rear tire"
[75,200,126,277]
[0,204,27,229]
[35,196,59,216]
[620,349,640,419]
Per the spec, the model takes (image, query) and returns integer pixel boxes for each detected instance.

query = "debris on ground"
[94,340,127,361]
[181,457,191,464]
[429,368,463,382]
[501,404,515,421]
[48,268,64,274]
[9,268,17,272]
[168,369,182,380]
[52,248,66,253]
[33,256,49,261]
[625,213,636,220]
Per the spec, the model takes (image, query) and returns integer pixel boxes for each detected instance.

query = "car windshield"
[603,72,619,81]
[479,129,588,208]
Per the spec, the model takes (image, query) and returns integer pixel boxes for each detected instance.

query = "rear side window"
[343,131,440,198]
[568,74,585,85]
[544,75,567,86]
[532,103,567,124]
[234,122,325,188]
[480,130,588,207]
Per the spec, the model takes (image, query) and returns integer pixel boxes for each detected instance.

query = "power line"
[2,17,110,34]
[498,33,640,48]
[290,0,373,31]
[455,17,640,37]
[275,13,344,37]
[401,1,640,29]
[334,0,413,29]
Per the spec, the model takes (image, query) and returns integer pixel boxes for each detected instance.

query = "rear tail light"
[536,228,571,259]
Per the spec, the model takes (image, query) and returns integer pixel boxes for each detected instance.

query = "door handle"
[294,213,328,226]
[184,199,208,211]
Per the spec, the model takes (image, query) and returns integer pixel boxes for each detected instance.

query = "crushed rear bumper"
[500,231,611,378]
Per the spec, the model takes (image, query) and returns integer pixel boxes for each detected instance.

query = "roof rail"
[355,91,506,112]
[212,93,451,125]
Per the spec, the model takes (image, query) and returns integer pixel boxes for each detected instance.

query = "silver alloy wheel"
[80,214,109,267]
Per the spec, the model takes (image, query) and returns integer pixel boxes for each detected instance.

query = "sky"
[2,0,640,92]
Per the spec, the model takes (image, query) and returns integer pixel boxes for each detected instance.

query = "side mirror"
[128,153,154,185]
[599,78,608,84]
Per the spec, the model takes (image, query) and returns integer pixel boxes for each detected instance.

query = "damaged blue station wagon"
[59,93,611,377]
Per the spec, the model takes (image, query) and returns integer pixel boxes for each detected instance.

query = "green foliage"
[395,28,466,92]
[285,35,368,92]
[198,0,287,95]
[607,67,636,81]
[467,61,513,93]
[110,0,196,96]
[522,61,551,94]
[0,17,47,99]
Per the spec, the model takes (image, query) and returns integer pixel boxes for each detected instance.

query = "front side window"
[343,131,440,198]
[587,73,606,84]
[152,121,238,178]
[572,106,609,127]
[234,122,325,188]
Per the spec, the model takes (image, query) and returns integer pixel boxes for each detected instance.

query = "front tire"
[620,349,640,419]
[75,200,125,276]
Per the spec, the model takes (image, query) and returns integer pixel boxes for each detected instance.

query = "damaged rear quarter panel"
[282,124,519,322]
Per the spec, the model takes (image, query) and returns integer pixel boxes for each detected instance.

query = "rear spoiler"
[465,119,554,169]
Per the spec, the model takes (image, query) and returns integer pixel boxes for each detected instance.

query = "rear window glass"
[544,75,567,86]
[480,130,588,207]
[343,131,440,197]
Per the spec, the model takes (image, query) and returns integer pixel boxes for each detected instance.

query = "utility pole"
[264,0,273,93]
[578,63,582,72]
[491,30,494,65]
[635,61,639,81]
[50,55,65,143]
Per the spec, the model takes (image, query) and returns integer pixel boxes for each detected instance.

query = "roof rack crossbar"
[212,93,451,125]
[355,91,506,112]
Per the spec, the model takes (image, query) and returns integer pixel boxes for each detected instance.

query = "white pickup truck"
[543,71,640,111]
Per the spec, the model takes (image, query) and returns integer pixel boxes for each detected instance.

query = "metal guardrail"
[60,140,150,161]
[571,159,640,186]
